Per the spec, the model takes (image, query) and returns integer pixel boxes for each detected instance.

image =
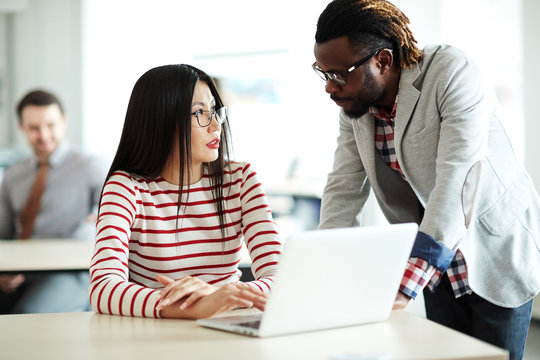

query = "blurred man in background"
[0,89,106,313]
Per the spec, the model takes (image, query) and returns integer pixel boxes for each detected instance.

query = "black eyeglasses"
[312,48,390,86]
[191,106,227,127]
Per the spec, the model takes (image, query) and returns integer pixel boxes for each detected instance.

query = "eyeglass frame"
[191,106,227,127]
[312,48,391,86]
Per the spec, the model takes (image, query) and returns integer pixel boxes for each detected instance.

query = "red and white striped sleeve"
[238,163,282,293]
[89,171,161,318]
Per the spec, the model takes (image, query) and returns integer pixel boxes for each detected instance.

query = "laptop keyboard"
[234,320,261,329]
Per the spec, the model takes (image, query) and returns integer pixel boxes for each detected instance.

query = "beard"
[341,67,386,119]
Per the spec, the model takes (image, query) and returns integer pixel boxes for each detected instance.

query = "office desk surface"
[0,310,507,360]
[0,239,93,272]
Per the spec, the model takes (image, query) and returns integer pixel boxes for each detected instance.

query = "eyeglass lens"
[196,107,227,127]
[313,65,346,85]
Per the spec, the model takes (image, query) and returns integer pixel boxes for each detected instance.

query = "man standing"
[0,89,106,313]
[313,1,539,359]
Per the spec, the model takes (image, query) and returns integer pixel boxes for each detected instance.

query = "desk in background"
[0,238,258,285]
[0,239,93,272]
[0,309,507,360]
[533,295,540,320]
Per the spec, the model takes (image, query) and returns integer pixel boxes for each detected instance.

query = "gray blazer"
[319,44,540,307]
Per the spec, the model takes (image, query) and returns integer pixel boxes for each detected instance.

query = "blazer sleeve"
[415,48,490,254]
[319,110,371,229]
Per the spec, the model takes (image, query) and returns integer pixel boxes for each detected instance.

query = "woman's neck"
[160,159,203,185]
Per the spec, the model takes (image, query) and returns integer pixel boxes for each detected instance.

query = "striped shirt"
[89,162,282,318]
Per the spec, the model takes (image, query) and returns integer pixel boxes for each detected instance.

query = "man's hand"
[0,274,25,293]
[392,291,411,310]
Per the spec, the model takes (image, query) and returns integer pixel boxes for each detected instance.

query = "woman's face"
[190,80,221,167]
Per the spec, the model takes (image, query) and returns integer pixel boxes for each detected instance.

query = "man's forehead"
[314,36,359,70]
[20,104,65,124]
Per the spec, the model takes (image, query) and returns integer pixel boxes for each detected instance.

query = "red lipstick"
[206,138,220,149]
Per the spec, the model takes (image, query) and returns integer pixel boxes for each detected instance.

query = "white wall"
[524,0,540,192]
[0,13,9,147]
[1,0,535,194]
[3,0,83,152]
[523,0,540,321]
[81,0,341,190]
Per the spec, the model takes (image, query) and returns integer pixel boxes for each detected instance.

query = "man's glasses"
[191,106,227,127]
[312,48,390,86]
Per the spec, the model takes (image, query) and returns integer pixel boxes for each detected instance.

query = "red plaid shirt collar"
[369,98,398,120]
[370,98,402,175]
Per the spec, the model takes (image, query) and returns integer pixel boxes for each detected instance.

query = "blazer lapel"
[394,64,421,162]
[353,113,378,183]
[352,64,421,193]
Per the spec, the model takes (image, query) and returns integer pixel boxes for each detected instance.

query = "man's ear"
[376,49,394,74]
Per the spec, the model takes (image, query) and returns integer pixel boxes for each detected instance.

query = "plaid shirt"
[371,100,472,299]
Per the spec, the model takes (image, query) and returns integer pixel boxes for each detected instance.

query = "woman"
[89,64,282,319]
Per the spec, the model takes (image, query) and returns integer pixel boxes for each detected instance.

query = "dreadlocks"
[315,0,422,69]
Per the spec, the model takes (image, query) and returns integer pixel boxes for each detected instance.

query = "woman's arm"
[89,172,161,318]
[238,163,283,293]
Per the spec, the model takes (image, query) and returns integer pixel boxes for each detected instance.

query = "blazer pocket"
[479,180,532,235]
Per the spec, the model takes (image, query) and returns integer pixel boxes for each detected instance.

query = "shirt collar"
[369,95,399,119]
[31,141,70,168]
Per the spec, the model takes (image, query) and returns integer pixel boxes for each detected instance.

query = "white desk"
[0,310,507,360]
[0,239,93,272]
[0,239,251,273]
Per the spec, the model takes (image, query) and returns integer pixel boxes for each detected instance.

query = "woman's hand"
[155,274,218,311]
[159,282,268,319]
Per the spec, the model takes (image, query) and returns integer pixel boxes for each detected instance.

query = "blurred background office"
[0,0,538,357]
[1,0,537,231]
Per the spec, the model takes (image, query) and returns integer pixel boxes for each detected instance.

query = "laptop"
[197,222,418,337]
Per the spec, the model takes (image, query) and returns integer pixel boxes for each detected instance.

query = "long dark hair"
[101,64,232,239]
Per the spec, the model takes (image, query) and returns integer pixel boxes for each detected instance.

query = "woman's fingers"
[221,283,267,308]
[156,278,270,317]
[157,284,195,309]
[234,285,267,311]
[157,275,194,301]
[179,287,216,310]
[155,274,175,300]
[195,285,267,318]
[156,274,174,285]
[236,284,267,302]
[155,275,217,310]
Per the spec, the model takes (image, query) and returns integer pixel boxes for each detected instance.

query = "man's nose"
[325,79,341,94]
[37,127,48,138]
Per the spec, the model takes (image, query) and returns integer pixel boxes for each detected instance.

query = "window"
[82,0,523,231]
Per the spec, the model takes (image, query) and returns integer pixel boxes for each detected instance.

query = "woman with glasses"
[89,64,282,319]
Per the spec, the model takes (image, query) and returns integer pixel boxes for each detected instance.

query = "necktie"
[18,162,50,239]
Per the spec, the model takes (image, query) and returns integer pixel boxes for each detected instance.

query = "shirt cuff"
[410,231,455,273]
[399,258,437,299]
